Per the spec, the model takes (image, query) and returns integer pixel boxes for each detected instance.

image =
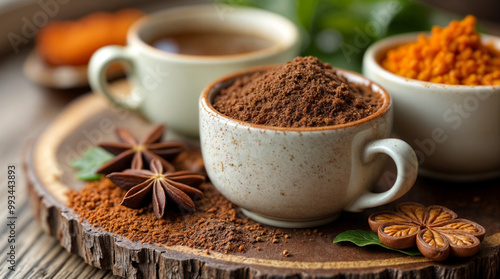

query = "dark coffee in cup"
[150,31,274,56]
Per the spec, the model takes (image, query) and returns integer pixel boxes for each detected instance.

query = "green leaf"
[333,230,422,256]
[71,147,114,181]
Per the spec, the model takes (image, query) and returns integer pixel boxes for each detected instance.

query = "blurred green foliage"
[217,0,459,72]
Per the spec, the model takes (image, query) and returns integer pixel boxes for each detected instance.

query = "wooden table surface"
[1,4,500,279]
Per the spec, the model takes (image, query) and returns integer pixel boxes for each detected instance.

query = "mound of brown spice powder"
[67,178,298,254]
[212,56,381,128]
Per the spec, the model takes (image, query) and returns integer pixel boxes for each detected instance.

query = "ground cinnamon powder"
[68,178,294,254]
[212,56,380,128]
[381,15,500,85]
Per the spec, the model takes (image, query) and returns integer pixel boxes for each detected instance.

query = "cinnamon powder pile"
[212,56,381,128]
[67,179,293,253]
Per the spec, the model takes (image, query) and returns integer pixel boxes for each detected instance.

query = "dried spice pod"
[107,159,205,219]
[435,219,486,241]
[424,205,458,225]
[97,124,185,174]
[416,229,450,261]
[439,231,482,258]
[378,222,420,249]
[368,202,486,261]
[368,211,414,232]
[395,202,428,224]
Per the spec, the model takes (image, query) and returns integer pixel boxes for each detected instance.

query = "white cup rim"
[200,65,392,132]
[126,4,300,63]
[364,32,500,92]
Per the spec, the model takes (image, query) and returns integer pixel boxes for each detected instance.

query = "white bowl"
[363,33,500,181]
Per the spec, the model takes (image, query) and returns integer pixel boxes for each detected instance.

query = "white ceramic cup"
[199,66,418,228]
[363,33,500,181]
[88,5,300,137]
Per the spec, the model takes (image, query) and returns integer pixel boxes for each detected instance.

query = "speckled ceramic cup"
[199,66,418,228]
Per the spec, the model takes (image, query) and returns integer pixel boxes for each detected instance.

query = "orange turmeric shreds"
[381,15,500,86]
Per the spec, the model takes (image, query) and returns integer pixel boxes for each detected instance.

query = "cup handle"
[88,45,141,109]
[344,138,418,212]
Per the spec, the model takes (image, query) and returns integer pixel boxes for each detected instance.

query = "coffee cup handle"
[88,45,141,109]
[344,138,418,212]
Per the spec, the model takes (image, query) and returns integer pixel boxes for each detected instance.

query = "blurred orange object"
[36,9,145,66]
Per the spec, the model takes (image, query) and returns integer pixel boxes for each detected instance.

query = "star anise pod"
[97,124,184,174]
[107,159,205,219]
[368,203,485,261]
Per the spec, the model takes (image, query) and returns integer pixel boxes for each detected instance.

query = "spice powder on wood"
[212,56,381,128]
[67,178,302,254]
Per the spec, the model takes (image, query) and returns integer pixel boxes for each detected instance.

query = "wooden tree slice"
[25,83,500,278]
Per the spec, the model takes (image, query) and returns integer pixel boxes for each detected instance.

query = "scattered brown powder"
[68,178,294,254]
[212,56,381,128]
